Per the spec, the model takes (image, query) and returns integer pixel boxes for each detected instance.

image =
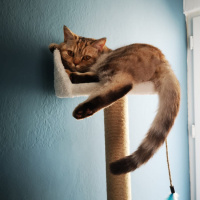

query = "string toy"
[165,140,179,200]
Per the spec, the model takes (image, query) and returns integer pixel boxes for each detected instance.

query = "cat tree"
[53,49,156,200]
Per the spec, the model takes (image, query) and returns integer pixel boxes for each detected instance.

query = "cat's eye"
[67,50,74,57]
[83,55,91,61]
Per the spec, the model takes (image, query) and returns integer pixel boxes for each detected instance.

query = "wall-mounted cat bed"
[53,49,157,98]
[53,49,157,200]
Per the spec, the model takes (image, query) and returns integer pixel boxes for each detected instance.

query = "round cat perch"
[53,49,157,199]
[54,49,156,98]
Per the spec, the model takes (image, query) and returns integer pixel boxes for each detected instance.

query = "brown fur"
[49,26,180,175]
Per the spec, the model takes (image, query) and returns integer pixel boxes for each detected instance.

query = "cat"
[49,26,180,175]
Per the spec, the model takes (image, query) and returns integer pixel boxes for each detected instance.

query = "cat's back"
[99,43,168,82]
[111,43,165,61]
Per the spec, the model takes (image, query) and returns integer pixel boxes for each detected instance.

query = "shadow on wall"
[0,19,62,155]
[0,8,58,96]
[1,47,55,96]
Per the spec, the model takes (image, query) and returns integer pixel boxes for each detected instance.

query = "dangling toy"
[165,140,179,200]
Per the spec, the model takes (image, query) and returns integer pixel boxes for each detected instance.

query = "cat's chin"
[64,65,75,72]
[75,65,91,73]
[61,59,75,72]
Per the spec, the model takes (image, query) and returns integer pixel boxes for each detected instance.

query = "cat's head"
[59,26,109,72]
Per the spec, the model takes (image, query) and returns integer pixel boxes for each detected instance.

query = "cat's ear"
[63,25,76,41]
[92,38,107,52]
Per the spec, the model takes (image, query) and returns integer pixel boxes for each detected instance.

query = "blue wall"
[0,0,189,200]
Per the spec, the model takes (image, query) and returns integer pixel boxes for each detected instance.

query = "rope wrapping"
[104,96,131,200]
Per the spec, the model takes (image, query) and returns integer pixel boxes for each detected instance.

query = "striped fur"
[49,26,180,175]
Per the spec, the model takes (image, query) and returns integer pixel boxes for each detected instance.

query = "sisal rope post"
[104,96,131,200]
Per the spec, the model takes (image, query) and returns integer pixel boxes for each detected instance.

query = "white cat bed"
[53,49,157,98]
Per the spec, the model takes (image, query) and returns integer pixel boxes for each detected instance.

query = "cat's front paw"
[48,43,59,53]
[73,103,95,119]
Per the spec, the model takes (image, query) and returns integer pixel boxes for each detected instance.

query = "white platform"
[53,49,157,98]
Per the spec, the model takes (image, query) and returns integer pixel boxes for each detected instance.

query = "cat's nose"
[74,58,81,65]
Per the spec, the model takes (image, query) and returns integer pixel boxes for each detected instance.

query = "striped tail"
[110,70,180,175]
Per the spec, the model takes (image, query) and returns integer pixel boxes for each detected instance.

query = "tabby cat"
[49,26,180,175]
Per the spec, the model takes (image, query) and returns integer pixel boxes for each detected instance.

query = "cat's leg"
[66,70,99,83]
[49,43,59,53]
[73,79,133,119]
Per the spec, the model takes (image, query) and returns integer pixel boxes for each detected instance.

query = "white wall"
[184,0,200,14]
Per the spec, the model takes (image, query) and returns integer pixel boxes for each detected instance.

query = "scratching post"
[104,96,131,200]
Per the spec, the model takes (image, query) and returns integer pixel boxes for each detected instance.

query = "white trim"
[193,16,200,200]
[185,12,200,200]
[183,0,200,16]
[184,7,200,16]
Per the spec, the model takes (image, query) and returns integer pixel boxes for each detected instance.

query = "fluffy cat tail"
[110,69,180,175]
